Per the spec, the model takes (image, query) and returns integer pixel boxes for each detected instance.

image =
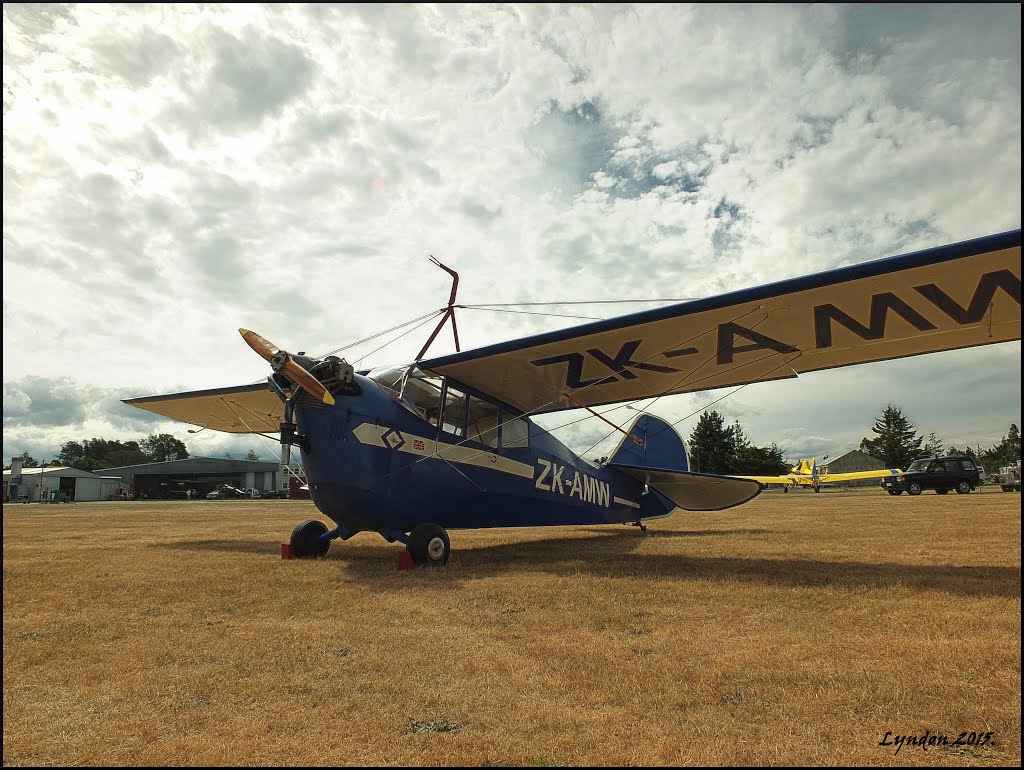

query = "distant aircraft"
[125,229,1021,565]
[735,457,902,492]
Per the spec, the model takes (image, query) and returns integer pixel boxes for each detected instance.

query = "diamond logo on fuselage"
[381,428,406,450]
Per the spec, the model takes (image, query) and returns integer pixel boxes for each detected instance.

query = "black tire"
[908,482,923,496]
[936,488,949,495]
[813,486,820,493]
[1002,485,1012,492]
[955,480,972,495]
[407,523,450,567]
[290,519,331,558]
[887,489,901,496]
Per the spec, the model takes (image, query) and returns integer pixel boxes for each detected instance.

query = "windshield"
[907,459,931,472]
[367,365,444,425]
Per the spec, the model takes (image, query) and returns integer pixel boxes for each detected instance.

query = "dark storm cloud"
[2,376,163,431]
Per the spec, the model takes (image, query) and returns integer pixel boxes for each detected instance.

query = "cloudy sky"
[3,3,1021,467]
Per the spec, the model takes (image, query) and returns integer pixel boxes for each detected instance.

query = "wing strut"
[415,256,461,360]
[563,391,644,446]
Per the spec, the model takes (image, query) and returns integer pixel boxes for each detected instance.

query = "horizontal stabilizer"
[611,464,763,511]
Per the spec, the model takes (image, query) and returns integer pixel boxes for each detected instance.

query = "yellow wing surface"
[816,468,902,483]
[124,383,283,433]
[421,230,1020,414]
[732,462,902,487]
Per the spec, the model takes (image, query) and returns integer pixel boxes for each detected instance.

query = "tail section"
[606,413,761,512]
[607,413,688,472]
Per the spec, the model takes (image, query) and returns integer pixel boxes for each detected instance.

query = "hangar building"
[97,456,281,500]
[817,449,887,487]
[3,463,121,503]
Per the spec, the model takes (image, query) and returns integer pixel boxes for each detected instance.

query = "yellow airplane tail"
[792,457,816,476]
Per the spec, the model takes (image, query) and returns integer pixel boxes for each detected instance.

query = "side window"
[944,460,959,472]
[466,397,499,448]
[440,384,467,437]
[960,459,976,471]
[501,415,530,449]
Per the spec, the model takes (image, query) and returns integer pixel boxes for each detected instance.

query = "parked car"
[206,484,245,500]
[881,456,982,496]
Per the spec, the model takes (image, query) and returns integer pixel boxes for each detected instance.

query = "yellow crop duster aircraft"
[736,458,902,493]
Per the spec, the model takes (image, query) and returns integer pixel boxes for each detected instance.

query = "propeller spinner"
[239,328,336,406]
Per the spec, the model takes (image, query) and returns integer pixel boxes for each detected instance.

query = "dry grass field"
[3,487,1020,767]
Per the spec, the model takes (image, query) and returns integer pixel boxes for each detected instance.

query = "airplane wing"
[123,383,283,433]
[731,474,796,486]
[817,468,903,483]
[421,230,1021,414]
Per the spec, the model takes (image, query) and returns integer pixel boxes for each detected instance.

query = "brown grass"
[3,487,1020,767]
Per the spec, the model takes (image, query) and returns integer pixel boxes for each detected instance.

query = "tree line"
[684,406,1020,475]
[5,435,263,472]
[5,409,1020,475]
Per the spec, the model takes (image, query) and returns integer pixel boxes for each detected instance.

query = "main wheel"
[936,488,949,495]
[290,519,331,558]
[407,523,450,567]
[955,480,972,495]
[908,482,923,496]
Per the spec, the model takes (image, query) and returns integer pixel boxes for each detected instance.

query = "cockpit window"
[367,366,528,449]
[368,365,443,426]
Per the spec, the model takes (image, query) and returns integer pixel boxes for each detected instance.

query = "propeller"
[238,328,335,406]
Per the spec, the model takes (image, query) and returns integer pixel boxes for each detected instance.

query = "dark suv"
[882,456,982,496]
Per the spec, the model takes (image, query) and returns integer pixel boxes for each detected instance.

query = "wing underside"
[124,383,283,433]
[421,231,1021,415]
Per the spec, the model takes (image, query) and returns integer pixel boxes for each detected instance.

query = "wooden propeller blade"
[278,358,335,405]
[238,328,335,406]
[239,328,278,363]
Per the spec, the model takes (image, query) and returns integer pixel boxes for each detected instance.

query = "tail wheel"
[290,519,331,558]
[908,482,923,496]
[955,480,972,494]
[407,523,450,567]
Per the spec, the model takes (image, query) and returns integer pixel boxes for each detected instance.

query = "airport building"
[3,463,122,503]
[96,456,281,500]
[817,449,886,487]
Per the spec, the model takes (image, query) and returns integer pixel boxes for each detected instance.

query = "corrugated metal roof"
[2,466,101,479]
[96,456,279,474]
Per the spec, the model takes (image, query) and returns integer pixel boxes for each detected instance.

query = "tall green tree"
[246,449,260,461]
[688,411,736,473]
[141,433,189,462]
[978,423,1021,469]
[735,442,790,475]
[55,438,149,472]
[860,405,923,470]
[921,432,944,456]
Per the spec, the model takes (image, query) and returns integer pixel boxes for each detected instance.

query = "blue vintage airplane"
[125,229,1021,565]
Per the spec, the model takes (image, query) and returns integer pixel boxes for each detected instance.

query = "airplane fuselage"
[295,373,669,535]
